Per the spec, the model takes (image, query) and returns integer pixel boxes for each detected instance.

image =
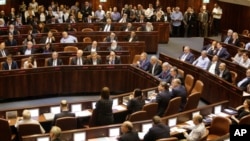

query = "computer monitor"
[112,98,119,108]
[92,102,96,109]
[109,127,120,137]
[122,95,129,105]
[168,117,177,127]
[214,105,222,114]
[50,106,61,114]
[37,137,49,141]
[29,108,39,117]
[71,104,82,113]
[142,123,153,133]
[5,111,17,120]
[73,132,86,141]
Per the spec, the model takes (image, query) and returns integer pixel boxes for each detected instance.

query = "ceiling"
[219,0,250,7]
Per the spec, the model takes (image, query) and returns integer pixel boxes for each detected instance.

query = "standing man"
[81,1,92,22]
[212,3,223,36]
[198,7,208,37]
[171,7,183,37]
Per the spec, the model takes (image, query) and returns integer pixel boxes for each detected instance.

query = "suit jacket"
[106,56,121,64]
[178,53,195,64]
[138,59,150,71]
[81,6,92,18]
[156,90,172,117]
[47,58,63,66]
[126,35,139,42]
[228,38,240,47]
[8,29,19,35]
[70,57,87,65]
[223,36,232,44]
[215,69,232,83]
[202,44,217,55]
[20,47,36,55]
[0,49,8,57]
[100,24,114,31]
[39,36,56,44]
[167,74,184,85]
[237,77,250,91]
[148,63,162,76]
[87,58,102,65]
[118,131,140,141]
[120,25,134,31]
[215,47,230,59]
[95,99,114,126]
[5,39,17,46]
[52,111,75,125]
[171,85,187,112]
[157,70,171,82]
[207,61,221,74]
[2,61,19,70]
[107,45,122,51]
[84,45,100,52]
[127,97,145,114]
[143,123,170,141]
[105,36,118,42]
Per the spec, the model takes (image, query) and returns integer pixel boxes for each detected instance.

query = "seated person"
[223,29,233,44]
[118,13,129,23]
[202,40,217,56]
[178,46,195,64]
[84,41,100,52]
[64,24,77,32]
[192,50,210,70]
[170,78,187,111]
[136,52,150,71]
[70,49,87,65]
[136,14,147,23]
[215,42,230,60]
[2,55,19,70]
[40,31,56,44]
[127,88,145,116]
[230,99,250,124]
[215,63,232,83]
[167,66,184,85]
[157,62,172,82]
[49,126,62,141]
[42,43,54,54]
[107,40,122,51]
[23,56,37,69]
[87,52,102,65]
[140,22,154,31]
[15,109,45,134]
[228,32,240,47]
[126,31,139,42]
[148,55,162,76]
[245,42,250,50]
[237,69,250,91]
[38,22,50,33]
[0,42,8,57]
[46,16,59,24]
[143,116,170,141]
[5,34,17,46]
[120,22,134,31]
[100,18,114,32]
[118,121,140,141]
[207,55,221,75]
[22,34,36,46]
[60,31,78,43]
[231,48,244,64]
[52,100,75,125]
[152,11,165,22]
[237,52,250,68]
[47,51,63,66]
[7,24,20,35]
[104,32,118,42]
[20,41,36,55]
[106,51,121,64]
[66,15,77,23]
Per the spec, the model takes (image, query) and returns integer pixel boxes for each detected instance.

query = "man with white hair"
[107,40,122,51]
[15,109,45,134]
[148,55,162,76]
[50,126,62,141]
[157,62,172,82]
[223,29,233,44]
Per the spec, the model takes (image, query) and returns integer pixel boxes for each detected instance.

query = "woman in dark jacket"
[127,88,145,116]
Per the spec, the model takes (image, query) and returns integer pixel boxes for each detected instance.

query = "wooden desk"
[159,53,248,107]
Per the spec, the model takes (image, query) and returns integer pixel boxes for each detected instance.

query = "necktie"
[152,65,155,75]
[77,58,82,65]
[217,49,221,56]
[53,60,56,66]
[1,50,6,57]
[62,15,65,22]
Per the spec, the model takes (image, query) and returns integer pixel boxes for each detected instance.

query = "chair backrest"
[82,28,94,32]
[156,137,178,141]
[18,124,42,138]
[239,41,246,49]
[128,110,148,122]
[239,114,250,125]
[44,58,50,66]
[199,129,209,141]
[64,46,78,52]
[50,29,58,33]
[132,54,141,64]
[83,37,92,43]
[184,74,195,95]
[142,103,158,119]
[69,57,74,65]
[242,29,249,36]
[163,97,182,117]
[55,117,77,131]
[177,68,185,78]
[0,118,12,141]
[21,57,29,69]
[209,116,231,136]
[0,61,4,70]
[190,80,204,95]
[230,71,238,85]
[183,92,201,111]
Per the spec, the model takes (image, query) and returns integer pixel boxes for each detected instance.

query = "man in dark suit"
[100,18,114,32]
[223,29,233,44]
[202,40,217,56]
[170,78,187,112]
[167,67,184,85]
[84,41,100,52]
[20,41,36,55]
[5,34,17,46]
[81,1,92,21]
[136,52,150,71]
[126,31,139,42]
[118,121,140,141]
[2,55,19,70]
[87,52,102,65]
[148,55,162,76]
[120,22,134,31]
[207,55,221,75]
[47,51,63,66]
[104,32,118,42]
[106,51,121,64]
[39,31,56,44]
[155,81,172,117]
[144,116,170,141]
[136,14,147,23]
[70,49,86,65]
[52,100,75,125]
[7,24,19,35]
[157,62,172,82]
[178,46,195,64]
[237,69,250,91]
[215,63,232,83]
[0,42,8,57]
[107,40,122,51]
[215,42,230,59]
[140,22,154,32]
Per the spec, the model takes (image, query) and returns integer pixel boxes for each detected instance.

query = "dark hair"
[133,88,142,97]
[101,87,110,99]
[159,81,168,90]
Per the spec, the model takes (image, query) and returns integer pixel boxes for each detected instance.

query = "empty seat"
[132,54,141,65]
[50,29,58,33]
[230,71,238,85]
[156,137,178,141]
[177,68,185,78]
[63,46,78,52]
[142,103,158,119]
[183,92,201,111]
[184,74,195,95]
[83,37,92,43]
[81,28,94,32]
[190,80,204,95]
[18,124,42,141]
[239,114,250,125]
[0,118,16,141]
[128,110,148,122]
[55,117,77,131]
[163,97,182,117]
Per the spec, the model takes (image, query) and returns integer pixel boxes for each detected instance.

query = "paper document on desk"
[170,127,186,133]
[138,132,147,140]
[113,105,126,111]
[43,113,55,120]
[75,110,92,117]
[185,120,195,126]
